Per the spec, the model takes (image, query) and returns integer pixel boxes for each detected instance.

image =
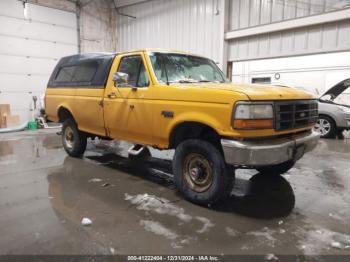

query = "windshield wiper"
[176,79,223,83]
[177,79,218,83]
[178,79,199,83]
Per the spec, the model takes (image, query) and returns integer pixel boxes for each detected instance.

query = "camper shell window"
[47,53,115,88]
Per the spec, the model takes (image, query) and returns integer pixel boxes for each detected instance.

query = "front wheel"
[62,118,87,157]
[314,116,336,138]
[256,160,295,175]
[173,139,235,205]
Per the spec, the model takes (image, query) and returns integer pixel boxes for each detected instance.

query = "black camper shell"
[47,53,116,88]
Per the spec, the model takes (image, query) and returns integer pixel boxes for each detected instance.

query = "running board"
[128,144,146,156]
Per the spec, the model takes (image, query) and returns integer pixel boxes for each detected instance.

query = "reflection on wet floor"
[0,141,13,157]
[0,130,350,256]
[85,150,295,219]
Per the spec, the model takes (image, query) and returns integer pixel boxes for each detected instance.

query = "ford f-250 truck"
[45,49,320,205]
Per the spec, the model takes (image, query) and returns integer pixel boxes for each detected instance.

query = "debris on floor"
[279,229,286,234]
[88,178,103,183]
[195,216,215,234]
[225,227,239,237]
[81,217,93,226]
[331,242,342,249]
[265,253,278,260]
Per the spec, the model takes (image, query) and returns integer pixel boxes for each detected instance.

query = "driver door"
[103,53,153,145]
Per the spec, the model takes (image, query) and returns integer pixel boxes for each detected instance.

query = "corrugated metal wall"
[117,0,223,65]
[228,0,350,61]
[229,0,350,31]
[228,19,350,61]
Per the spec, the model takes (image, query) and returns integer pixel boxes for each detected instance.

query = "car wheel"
[256,160,295,175]
[62,118,87,157]
[173,139,235,205]
[314,116,336,138]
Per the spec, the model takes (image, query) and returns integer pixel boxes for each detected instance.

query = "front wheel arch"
[169,121,222,151]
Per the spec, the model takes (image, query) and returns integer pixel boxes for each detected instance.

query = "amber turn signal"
[233,119,273,129]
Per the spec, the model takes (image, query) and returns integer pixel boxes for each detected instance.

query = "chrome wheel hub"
[183,153,213,193]
[64,126,74,149]
[314,118,331,136]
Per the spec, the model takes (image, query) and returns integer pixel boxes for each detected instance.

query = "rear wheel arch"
[58,107,74,123]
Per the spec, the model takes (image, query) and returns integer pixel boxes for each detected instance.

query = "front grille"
[275,100,318,131]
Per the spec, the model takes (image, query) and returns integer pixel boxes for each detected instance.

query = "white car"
[315,79,350,138]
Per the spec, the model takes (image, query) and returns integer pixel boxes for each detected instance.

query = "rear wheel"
[314,115,336,138]
[62,118,87,157]
[256,160,295,175]
[173,139,234,205]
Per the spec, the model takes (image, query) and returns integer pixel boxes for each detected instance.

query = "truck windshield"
[149,52,227,84]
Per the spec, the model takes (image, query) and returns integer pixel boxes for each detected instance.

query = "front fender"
[166,111,227,139]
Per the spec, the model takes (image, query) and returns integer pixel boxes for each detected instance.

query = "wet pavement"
[0,129,350,257]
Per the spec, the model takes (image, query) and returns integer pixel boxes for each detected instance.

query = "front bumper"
[221,131,320,167]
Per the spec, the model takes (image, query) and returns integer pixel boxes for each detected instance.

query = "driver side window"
[117,55,149,87]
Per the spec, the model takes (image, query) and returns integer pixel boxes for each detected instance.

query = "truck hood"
[186,82,315,100]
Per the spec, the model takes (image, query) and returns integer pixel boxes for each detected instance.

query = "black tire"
[62,118,87,157]
[256,160,295,176]
[173,139,235,205]
[314,115,336,138]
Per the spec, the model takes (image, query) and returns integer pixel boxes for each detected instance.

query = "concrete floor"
[0,129,350,257]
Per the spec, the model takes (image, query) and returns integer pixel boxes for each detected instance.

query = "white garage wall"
[0,0,77,124]
[232,51,350,103]
[227,0,350,105]
[116,0,226,68]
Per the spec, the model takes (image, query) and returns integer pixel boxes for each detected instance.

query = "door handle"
[107,92,117,99]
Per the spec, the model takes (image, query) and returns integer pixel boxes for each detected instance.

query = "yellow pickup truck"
[45,49,320,205]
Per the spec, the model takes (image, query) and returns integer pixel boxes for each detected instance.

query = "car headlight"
[233,102,274,129]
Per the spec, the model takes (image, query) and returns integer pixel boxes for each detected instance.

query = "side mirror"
[113,72,129,87]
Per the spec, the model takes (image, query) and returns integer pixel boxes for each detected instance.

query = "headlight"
[233,103,274,129]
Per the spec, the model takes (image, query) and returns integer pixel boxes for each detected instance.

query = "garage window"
[251,77,271,84]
